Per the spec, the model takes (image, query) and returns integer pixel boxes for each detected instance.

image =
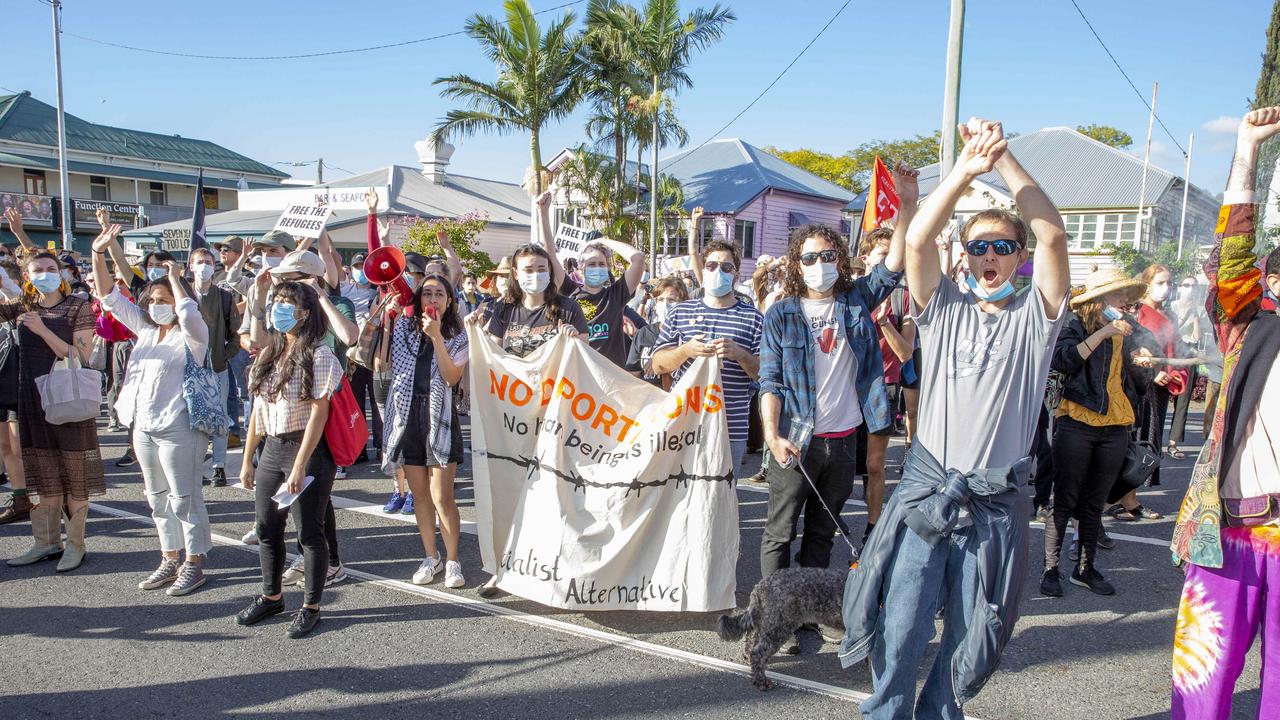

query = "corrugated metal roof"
[122,165,532,240]
[0,150,278,190]
[0,92,287,179]
[915,127,1203,209]
[660,139,854,213]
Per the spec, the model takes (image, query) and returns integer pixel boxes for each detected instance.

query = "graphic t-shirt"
[653,298,763,445]
[485,300,590,359]
[564,277,633,367]
[914,278,1067,472]
[800,297,862,435]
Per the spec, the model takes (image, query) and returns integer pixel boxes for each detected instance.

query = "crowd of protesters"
[1,109,1277,719]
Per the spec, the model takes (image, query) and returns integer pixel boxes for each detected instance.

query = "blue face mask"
[704,269,734,298]
[146,267,167,282]
[965,274,1016,302]
[353,269,366,285]
[584,267,610,287]
[270,302,299,334]
[31,271,61,294]
[1101,306,1122,321]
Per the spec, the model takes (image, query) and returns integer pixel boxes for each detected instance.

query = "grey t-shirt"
[913,278,1066,473]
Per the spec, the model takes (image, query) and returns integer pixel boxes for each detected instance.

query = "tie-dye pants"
[1172,525,1280,719]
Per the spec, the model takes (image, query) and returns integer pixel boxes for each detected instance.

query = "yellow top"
[1057,334,1134,427]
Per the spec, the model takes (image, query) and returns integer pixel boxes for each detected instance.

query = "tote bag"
[184,346,229,437]
[324,376,369,467]
[34,353,102,425]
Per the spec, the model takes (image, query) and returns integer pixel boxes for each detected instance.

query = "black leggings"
[255,434,337,606]
[1044,416,1127,571]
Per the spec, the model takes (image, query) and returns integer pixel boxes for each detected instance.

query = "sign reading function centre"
[467,327,738,612]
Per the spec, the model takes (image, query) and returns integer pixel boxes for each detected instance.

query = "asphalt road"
[0,406,1265,720]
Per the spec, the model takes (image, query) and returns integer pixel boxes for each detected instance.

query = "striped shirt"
[654,298,763,444]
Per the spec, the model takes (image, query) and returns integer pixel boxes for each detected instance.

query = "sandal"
[1106,505,1137,522]
[1131,504,1164,520]
[1166,443,1186,460]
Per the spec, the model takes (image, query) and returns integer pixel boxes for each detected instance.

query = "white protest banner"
[468,326,738,612]
[553,222,589,261]
[657,254,693,277]
[272,202,334,240]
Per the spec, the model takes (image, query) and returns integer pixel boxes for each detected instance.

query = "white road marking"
[89,501,935,711]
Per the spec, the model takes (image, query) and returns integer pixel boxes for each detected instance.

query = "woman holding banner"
[467,244,587,597]
[384,274,469,588]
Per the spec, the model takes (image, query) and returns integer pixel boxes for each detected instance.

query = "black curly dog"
[717,567,846,690]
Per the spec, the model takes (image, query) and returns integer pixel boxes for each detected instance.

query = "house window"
[735,220,756,258]
[1065,212,1137,250]
[202,187,219,210]
[23,169,46,195]
[90,175,109,201]
[699,217,716,246]
[554,206,578,230]
[149,182,166,206]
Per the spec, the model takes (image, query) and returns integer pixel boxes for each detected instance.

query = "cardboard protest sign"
[468,327,738,612]
[553,223,589,261]
[272,202,334,240]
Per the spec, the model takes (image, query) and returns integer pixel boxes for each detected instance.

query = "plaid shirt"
[253,344,344,437]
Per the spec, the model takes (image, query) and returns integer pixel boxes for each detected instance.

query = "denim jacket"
[758,262,902,449]
[838,444,1032,705]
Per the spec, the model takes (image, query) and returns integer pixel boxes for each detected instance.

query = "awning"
[0,151,279,191]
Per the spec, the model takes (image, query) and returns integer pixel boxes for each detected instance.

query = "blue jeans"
[205,369,229,472]
[863,523,978,720]
[226,349,251,434]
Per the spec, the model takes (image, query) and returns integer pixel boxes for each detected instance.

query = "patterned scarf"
[381,316,467,473]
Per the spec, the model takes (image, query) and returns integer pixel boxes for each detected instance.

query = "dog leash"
[793,459,860,563]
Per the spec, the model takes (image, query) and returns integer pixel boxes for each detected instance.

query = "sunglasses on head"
[799,250,837,266]
[703,260,736,274]
[964,239,1020,256]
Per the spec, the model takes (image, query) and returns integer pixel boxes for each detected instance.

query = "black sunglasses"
[704,260,736,274]
[799,250,837,266]
[964,239,1020,256]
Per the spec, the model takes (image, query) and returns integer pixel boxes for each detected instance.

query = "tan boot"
[56,505,88,572]
[7,502,63,566]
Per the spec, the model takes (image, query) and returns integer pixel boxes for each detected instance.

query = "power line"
[1067,0,1186,156]
[60,1,586,61]
[665,0,854,172]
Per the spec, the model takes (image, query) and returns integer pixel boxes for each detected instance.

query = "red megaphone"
[364,246,415,313]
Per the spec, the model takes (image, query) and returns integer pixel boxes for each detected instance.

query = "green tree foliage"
[1076,124,1134,149]
[401,212,495,275]
[846,132,941,192]
[762,147,856,188]
[1101,240,1199,282]
[432,0,585,195]
[1255,0,1280,206]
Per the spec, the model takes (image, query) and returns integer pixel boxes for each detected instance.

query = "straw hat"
[479,256,513,293]
[1070,267,1147,307]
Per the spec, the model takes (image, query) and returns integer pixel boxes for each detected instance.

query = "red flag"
[861,157,901,234]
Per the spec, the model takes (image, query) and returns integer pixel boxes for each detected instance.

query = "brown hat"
[213,236,244,254]
[479,256,513,293]
[1071,267,1147,307]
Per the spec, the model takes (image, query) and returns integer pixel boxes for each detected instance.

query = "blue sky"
[3,0,1272,195]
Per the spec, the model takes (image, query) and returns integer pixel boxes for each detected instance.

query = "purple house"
[661,139,855,275]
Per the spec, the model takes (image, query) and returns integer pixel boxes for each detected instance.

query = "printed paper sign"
[272,203,334,240]
[553,223,588,261]
[468,327,738,612]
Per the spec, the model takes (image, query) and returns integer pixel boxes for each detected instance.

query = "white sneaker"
[325,563,348,586]
[241,529,259,545]
[335,466,348,479]
[444,560,465,589]
[281,557,306,586]
[412,555,440,585]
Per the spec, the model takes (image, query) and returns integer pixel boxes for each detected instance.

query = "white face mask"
[1177,284,1193,300]
[192,263,215,283]
[1149,284,1170,303]
[496,278,511,295]
[148,303,176,325]
[261,255,283,269]
[651,300,672,324]
[802,263,838,293]
[518,271,549,294]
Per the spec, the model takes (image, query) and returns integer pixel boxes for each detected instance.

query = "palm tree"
[596,0,735,264]
[584,0,645,198]
[432,0,585,196]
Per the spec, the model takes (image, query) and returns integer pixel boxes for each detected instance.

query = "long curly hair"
[502,244,569,324]
[248,282,327,402]
[782,224,858,299]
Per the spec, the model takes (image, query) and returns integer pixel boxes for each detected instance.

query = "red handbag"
[324,376,369,467]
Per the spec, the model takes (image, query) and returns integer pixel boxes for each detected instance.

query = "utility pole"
[939,0,964,270]
[649,78,660,276]
[50,0,73,250]
[317,157,324,184]
[1178,132,1194,260]
[1137,81,1158,250]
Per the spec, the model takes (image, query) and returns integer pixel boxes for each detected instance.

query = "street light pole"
[1178,132,1194,261]
[939,0,964,270]
[50,0,73,251]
